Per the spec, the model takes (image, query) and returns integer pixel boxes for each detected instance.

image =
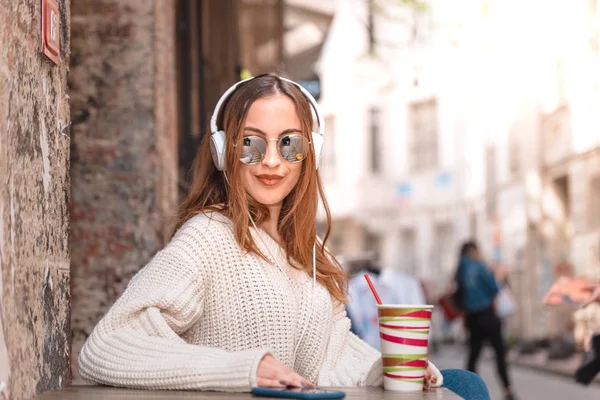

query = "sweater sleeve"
[316,301,443,388]
[316,301,382,386]
[78,224,270,392]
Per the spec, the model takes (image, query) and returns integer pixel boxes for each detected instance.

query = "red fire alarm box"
[41,0,60,65]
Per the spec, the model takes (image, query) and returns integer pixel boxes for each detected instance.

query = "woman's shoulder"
[181,210,232,229]
[171,211,235,247]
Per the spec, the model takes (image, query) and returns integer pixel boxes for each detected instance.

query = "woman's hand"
[423,361,438,391]
[256,354,314,388]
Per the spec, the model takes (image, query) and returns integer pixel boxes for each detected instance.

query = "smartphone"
[251,387,346,399]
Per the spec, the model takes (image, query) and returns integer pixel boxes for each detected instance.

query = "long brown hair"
[173,74,347,303]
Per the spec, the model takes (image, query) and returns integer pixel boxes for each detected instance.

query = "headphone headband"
[210,76,325,136]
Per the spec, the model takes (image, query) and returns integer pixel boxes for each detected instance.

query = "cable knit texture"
[79,212,441,391]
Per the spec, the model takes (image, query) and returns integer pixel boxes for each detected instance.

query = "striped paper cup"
[377,304,434,392]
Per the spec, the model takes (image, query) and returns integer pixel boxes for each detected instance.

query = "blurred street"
[431,345,600,400]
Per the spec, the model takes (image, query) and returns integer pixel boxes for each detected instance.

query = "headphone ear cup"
[210,130,227,171]
[311,132,324,170]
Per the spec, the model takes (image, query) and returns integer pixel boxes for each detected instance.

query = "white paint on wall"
[40,116,51,195]
[0,317,9,400]
[0,203,3,274]
[9,179,14,297]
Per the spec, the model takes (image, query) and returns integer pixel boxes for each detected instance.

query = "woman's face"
[240,94,304,208]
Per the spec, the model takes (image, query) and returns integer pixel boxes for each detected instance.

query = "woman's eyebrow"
[243,126,302,136]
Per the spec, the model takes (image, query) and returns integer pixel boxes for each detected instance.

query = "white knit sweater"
[78,212,442,391]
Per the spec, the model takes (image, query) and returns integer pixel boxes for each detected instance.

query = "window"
[321,116,337,181]
[369,107,381,174]
[412,1,432,45]
[401,229,418,274]
[367,0,375,54]
[365,230,382,264]
[409,99,438,172]
[589,0,599,53]
[485,146,497,218]
[556,56,568,105]
[469,210,478,238]
[590,176,600,231]
[326,231,343,256]
[433,223,454,276]
[508,129,521,179]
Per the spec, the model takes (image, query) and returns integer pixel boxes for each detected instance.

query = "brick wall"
[0,0,72,398]
[69,0,178,384]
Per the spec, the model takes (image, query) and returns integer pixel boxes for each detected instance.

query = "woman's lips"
[256,174,283,187]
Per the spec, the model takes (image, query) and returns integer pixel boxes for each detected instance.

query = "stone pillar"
[0,1,72,398]
[69,0,178,383]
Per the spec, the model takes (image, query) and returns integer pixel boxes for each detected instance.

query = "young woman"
[78,74,443,392]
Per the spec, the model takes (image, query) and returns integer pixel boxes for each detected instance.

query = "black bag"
[450,267,464,311]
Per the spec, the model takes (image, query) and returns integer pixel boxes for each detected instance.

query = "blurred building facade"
[319,0,484,284]
[318,0,600,340]
[475,0,600,339]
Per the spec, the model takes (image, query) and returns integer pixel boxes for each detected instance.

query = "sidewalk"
[508,348,600,384]
[432,343,600,399]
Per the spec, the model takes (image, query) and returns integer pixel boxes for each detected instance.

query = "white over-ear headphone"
[209,76,325,171]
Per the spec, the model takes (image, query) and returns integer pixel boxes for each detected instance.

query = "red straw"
[364,274,383,305]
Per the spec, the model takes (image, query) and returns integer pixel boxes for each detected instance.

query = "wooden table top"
[33,385,463,399]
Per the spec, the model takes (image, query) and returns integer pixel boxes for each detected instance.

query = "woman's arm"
[78,223,270,392]
[316,301,443,388]
[316,301,382,386]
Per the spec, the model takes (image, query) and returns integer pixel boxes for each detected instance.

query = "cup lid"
[376,304,434,308]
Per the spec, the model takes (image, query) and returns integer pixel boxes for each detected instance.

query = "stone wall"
[0,0,72,398]
[69,0,178,384]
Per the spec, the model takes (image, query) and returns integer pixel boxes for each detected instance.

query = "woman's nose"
[261,139,281,168]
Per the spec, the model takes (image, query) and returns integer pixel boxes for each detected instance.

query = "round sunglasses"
[236,134,311,165]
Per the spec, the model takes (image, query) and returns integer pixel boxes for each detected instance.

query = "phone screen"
[252,386,346,399]
[285,388,334,393]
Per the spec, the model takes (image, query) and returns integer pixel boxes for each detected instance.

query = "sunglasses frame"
[234,134,312,165]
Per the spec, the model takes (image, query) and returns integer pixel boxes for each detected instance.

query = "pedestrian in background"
[456,240,516,400]
[345,256,426,350]
[574,282,600,385]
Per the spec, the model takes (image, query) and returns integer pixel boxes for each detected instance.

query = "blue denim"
[441,369,491,400]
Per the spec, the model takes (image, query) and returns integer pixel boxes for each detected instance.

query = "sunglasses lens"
[278,135,309,163]
[239,136,266,165]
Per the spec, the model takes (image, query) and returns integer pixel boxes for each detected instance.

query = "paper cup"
[377,304,434,392]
